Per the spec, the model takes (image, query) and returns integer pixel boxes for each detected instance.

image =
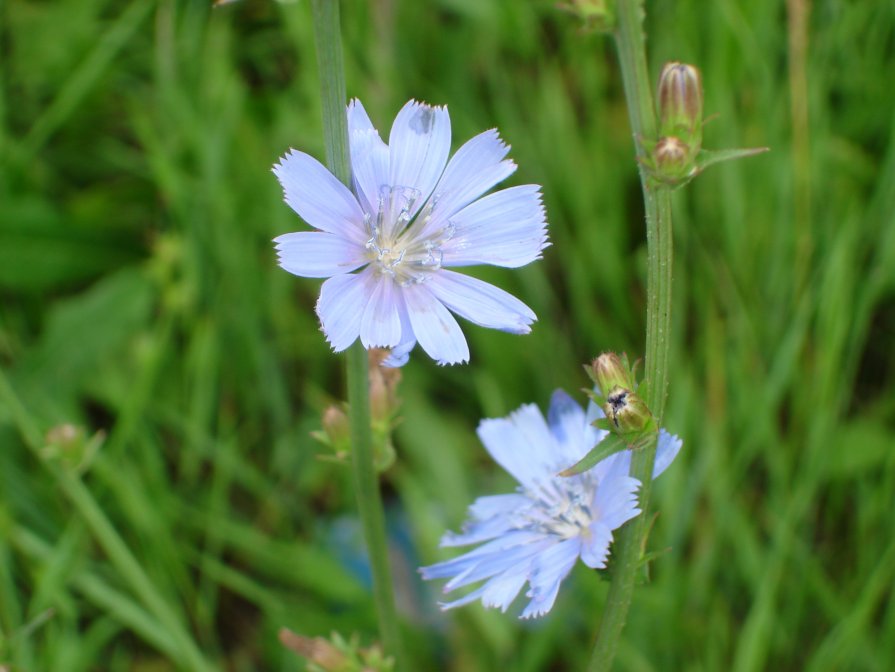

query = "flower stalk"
[587,0,674,669]
[309,0,403,665]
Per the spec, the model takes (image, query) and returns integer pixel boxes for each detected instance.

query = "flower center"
[363,185,456,286]
[518,478,595,540]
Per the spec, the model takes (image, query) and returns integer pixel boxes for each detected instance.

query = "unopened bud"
[658,62,703,150]
[279,630,348,670]
[279,629,394,672]
[603,386,653,437]
[369,349,401,423]
[42,424,104,474]
[321,405,350,449]
[588,352,635,399]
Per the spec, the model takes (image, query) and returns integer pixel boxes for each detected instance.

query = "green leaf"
[558,434,628,477]
[696,146,770,171]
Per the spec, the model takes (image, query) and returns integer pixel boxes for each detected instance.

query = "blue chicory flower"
[420,390,681,618]
[273,99,549,366]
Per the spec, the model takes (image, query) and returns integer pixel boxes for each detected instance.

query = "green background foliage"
[1,0,893,669]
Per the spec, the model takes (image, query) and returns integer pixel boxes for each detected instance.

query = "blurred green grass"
[1,0,894,669]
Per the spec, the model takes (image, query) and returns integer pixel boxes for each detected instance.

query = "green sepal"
[591,416,613,433]
[696,146,769,171]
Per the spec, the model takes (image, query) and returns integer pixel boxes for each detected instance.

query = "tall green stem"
[308,0,403,665]
[588,1,674,669]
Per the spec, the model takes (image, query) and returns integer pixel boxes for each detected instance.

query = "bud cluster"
[586,352,656,443]
[645,62,704,185]
[280,629,394,672]
[312,348,402,471]
[41,424,105,474]
[645,61,768,186]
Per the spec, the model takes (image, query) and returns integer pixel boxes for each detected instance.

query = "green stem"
[0,371,214,672]
[588,1,674,669]
[309,0,404,665]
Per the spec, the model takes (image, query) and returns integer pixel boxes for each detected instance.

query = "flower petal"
[480,565,530,612]
[316,271,372,352]
[427,270,536,334]
[546,389,603,468]
[579,520,614,569]
[359,276,402,348]
[273,232,366,278]
[430,129,516,221]
[273,150,367,243]
[592,470,641,531]
[653,429,683,478]
[402,283,469,365]
[348,100,390,214]
[440,494,532,548]
[520,537,581,619]
[382,339,415,367]
[437,585,487,611]
[388,101,451,219]
[442,185,548,268]
[347,98,376,134]
[420,530,545,581]
[584,400,612,450]
[381,305,416,367]
[476,404,557,490]
[351,131,390,215]
[443,539,548,592]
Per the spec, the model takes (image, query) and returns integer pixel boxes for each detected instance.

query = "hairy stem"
[588,0,674,668]
[309,0,404,665]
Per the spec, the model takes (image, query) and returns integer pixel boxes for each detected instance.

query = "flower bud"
[368,348,401,423]
[603,386,653,437]
[279,630,349,670]
[658,62,703,150]
[42,424,104,474]
[588,352,636,399]
[279,629,394,672]
[322,406,350,445]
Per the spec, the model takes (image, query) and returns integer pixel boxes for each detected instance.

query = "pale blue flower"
[273,99,549,366]
[420,390,681,619]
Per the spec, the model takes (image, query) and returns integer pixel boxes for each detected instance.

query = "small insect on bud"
[658,62,704,150]
[588,352,636,399]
